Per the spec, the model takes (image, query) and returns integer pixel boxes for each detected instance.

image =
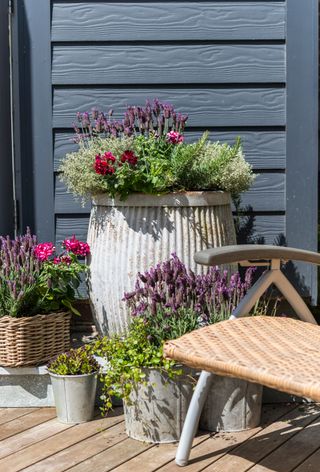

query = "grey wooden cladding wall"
[52,44,285,84]
[51,2,285,41]
[51,0,287,253]
[53,88,286,128]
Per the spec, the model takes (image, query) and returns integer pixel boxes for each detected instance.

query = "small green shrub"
[47,346,99,376]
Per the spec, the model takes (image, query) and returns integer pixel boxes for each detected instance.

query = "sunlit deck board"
[0,404,320,471]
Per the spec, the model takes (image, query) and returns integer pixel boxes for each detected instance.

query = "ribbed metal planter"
[124,367,194,443]
[200,375,263,432]
[87,191,236,336]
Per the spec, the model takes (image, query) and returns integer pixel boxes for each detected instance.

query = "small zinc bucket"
[50,372,97,424]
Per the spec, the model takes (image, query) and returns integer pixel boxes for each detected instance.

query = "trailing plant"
[0,230,90,318]
[93,318,182,413]
[60,99,255,200]
[47,346,99,376]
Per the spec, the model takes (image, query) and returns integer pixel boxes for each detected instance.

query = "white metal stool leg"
[175,371,214,467]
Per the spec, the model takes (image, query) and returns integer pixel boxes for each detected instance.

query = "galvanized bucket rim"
[48,371,98,379]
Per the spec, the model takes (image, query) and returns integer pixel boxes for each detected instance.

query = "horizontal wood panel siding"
[54,173,285,214]
[52,44,285,85]
[54,130,286,171]
[55,214,285,246]
[52,2,286,41]
[53,87,286,128]
[51,0,288,254]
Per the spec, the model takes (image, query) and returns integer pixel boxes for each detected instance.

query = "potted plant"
[0,229,90,367]
[47,346,99,424]
[60,99,255,336]
[94,255,272,442]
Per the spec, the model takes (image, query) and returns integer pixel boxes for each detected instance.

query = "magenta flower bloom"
[34,242,55,261]
[166,131,184,144]
[61,255,72,265]
[63,235,90,257]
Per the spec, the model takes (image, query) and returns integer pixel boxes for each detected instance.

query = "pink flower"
[63,235,90,257]
[53,257,61,265]
[166,131,184,144]
[34,242,55,261]
[61,255,72,265]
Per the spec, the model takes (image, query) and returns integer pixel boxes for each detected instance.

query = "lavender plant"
[124,254,272,346]
[0,229,41,317]
[73,99,188,144]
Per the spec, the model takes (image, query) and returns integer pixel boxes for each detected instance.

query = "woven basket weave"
[0,311,71,367]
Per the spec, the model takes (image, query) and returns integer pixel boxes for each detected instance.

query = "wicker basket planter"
[87,191,236,336]
[0,311,72,367]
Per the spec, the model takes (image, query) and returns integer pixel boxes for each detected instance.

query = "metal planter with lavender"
[122,256,264,435]
[88,191,236,336]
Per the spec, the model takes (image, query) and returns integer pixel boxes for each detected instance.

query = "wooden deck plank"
[0,408,37,426]
[155,404,295,472]
[249,409,320,472]
[203,404,320,472]
[292,447,320,472]
[0,409,123,472]
[112,431,211,472]
[0,408,55,441]
[66,437,153,472]
[0,418,72,460]
[22,421,127,472]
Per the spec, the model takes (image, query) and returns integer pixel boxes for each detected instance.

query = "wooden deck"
[1,404,320,471]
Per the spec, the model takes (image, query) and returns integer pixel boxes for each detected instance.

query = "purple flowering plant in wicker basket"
[0,228,90,318]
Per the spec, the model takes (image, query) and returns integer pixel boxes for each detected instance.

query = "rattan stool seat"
[164,316,320,401]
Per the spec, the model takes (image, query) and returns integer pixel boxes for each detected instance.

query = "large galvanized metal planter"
[87,191,236,336]
[49,371,97,424]
[200,375,262,432]
[123,367,194,443]
[123,368,262,443]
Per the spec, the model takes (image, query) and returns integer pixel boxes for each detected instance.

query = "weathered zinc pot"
[87,191,236,336]
[123,368,194,443]
[200,375,263,432]
[50,372,97,424]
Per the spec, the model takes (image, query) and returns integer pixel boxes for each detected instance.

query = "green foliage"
[36,255,87,316]
[47,346,99,376]
[60,132,255,201]
[92,319,183,413]
[171,135,255,196]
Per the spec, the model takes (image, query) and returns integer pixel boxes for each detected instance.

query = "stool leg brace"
[175,258,316,466]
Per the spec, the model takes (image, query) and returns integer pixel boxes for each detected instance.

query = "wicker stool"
[163,244,320,466]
